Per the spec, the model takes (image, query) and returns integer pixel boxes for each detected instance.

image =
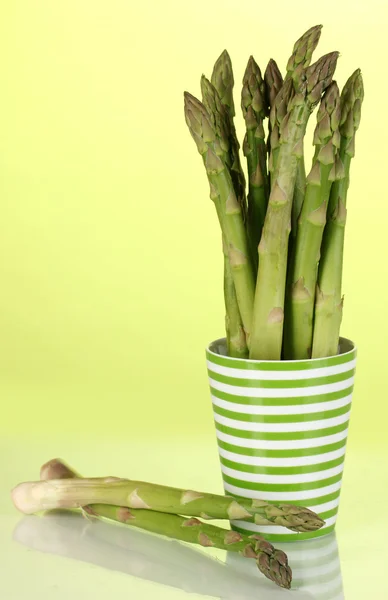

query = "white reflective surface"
[1,436,387,598]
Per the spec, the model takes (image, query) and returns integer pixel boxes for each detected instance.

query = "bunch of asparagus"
[185,25,364,360]
[11,458,327,589]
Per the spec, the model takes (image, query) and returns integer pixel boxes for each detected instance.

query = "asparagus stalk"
[211,50,247,220]
[285,25,323,238]
[267,78,294,180]
[264,58,283,163]
[14,459,325,533]
[37,468,292,591]
[222,234,249,358]
[284,82,341,359]
[36,460,292,589]
[264,59,283,116]
[249,51,339,360]
[184,92,255,344]
[286,25,323,82]
[200,77,248,357]
[312,70,364,358]
[211,50,235,117]
[241,57,269,269]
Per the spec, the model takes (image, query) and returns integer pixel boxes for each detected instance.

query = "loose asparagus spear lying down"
[12,459,324,533]
[12,459,292,589]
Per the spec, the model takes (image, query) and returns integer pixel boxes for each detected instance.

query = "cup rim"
[206,336,356,365]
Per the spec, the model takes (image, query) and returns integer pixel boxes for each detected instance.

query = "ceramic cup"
[206,336,356,542]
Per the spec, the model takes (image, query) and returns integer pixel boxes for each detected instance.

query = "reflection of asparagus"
[32,460,292,589]
[312,70,364,358]
[284,82,341,359]
[249,51,339,360]
[35,458,324,532]
[12,512,275,600]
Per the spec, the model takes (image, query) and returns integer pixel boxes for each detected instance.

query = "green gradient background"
[0,0,384,447]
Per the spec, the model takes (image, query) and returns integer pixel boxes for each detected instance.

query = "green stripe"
[222,471,343,492]
[319,507,339,521]
[206,339,356,370]
[217,438,348,458]
[208,368,355,389]
[213,402,352,424]
[227,489,341,507]
[210,385,354,406]
[215,420,349,440]
[219,454,345,475]
[231,523,336,543]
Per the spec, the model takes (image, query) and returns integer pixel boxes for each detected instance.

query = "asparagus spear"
[14,459,325,533]
[211,50,235,116]
[285,25,323,237]
[184,92,255,344]
[267,78,294,180]
[223,235,249,358]
[249,51,339,360]
[264,59,283,114]
[241,57,269,269]
[284,82,341,359]
[264,59,283,161]
[286,25,323,82]
[200,77,248,357]
[37,460,292,589]
[211,50,247,219]
[312,70,364,358]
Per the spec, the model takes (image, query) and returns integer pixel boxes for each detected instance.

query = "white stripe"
[223,479,342,501]
[216,427,349,450]
[284,538,338,560]
[292,559,340,578]
[207,358,356,380]
[218,445,347,467]
[220,462,344,484]
[308,497,340,514]
[212,393,352,415]
[297,573,344,594]
[209,376,354,398]
[230,514,338,535]
[214,410,351,433]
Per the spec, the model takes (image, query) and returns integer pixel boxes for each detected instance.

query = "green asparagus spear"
[286,25,323,82]
[211,50,247,219]
[249,51,339,360]
[268,78,294,179]
[200,77,248,357]
[264,58,283,167]
[264,59,283,114]
[14,460,325,533]
[312,70,364,358]
[38,459,292,589]
[211,50,235,116]
[222,235,249,357]
[184,92,255,345]
[285,25,323,237]
[241,57,269,269]
[284,82,341,359]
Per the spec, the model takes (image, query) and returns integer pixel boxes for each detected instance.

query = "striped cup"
[206,336,356,542]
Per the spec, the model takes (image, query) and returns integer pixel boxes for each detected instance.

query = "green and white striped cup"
[206,336,356,543]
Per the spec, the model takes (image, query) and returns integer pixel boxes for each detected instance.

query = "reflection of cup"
[206,336,356,542]
[13,512,291,599]
[226,532,344,599]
